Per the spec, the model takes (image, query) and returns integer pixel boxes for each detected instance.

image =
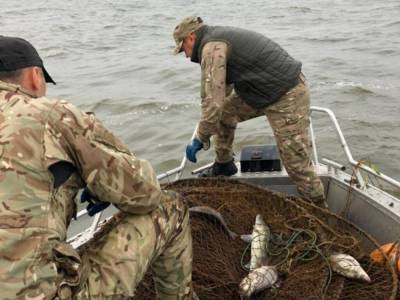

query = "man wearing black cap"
[0,36,194,299]
[0,36,55,96]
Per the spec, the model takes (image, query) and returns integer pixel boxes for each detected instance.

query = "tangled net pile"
[134,178,397,299]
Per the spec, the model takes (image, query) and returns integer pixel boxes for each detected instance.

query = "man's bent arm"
[46,100,162,214]
[197,41,228,148]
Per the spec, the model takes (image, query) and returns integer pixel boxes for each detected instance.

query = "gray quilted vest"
[191,25,302,108]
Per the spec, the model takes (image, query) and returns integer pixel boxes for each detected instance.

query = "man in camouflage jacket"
[173,16,326,206]
[0,36,194,299]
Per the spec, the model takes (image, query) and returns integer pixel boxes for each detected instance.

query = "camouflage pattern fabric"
[0,81,193,299]
[197,42,325,203]
[197,41,232,150]
[77,191,193,300]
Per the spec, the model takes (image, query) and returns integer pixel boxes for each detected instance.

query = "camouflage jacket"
[0,81,162,299]
[197,41,232,149]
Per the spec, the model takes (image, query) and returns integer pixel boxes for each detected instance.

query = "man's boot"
[199,160,238,177]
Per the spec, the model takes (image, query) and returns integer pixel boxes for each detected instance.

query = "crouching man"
[0,36,194,299]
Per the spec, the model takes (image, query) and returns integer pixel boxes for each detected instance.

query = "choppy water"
[2,0,400,180]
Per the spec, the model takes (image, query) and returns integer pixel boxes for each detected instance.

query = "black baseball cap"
[0,36,56,84]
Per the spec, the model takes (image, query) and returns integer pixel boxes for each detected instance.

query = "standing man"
[173,16,326,206]
[0,36,194,299]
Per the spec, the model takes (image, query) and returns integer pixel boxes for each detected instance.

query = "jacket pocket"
[53,242,89,298]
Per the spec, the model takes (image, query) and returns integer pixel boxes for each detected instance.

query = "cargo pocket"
[53,242,89,299]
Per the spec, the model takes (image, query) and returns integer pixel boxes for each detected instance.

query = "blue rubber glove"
[80,188,110,217]
[186,138,203,163]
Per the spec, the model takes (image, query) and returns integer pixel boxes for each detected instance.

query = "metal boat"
[67,106,400,255]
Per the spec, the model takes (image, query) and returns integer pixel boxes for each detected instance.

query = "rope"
[240,228,333,299]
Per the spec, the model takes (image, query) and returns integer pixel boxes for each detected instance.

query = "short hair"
[0,69,23,84]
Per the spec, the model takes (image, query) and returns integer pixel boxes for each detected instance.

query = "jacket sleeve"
[47,100,161,214]
[197,41,228,149]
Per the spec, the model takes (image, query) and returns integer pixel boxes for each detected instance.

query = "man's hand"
[186,138,203,163]
[80,188,110,216]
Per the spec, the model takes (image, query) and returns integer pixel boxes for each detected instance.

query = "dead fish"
[189,206,238,240]
[250,214,270,270]
[239,265,278,298]
[329,253,371,282]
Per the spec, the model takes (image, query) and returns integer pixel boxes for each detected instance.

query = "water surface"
[2,0,399,180]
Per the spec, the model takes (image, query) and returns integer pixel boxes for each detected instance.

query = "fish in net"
[129,178,397,299]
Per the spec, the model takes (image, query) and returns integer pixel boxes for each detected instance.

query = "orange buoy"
[370,242,400,272]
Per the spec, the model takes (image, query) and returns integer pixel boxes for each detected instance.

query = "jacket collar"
[191,25,208,63]
[0,80,36,98]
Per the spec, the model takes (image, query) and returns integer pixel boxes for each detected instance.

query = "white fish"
[250,214,270,270]
[239,265,278,298]
[329,253,371,282]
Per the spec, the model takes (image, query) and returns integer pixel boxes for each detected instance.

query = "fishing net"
[133,178,397,300]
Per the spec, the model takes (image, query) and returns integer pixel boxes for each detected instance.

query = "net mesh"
[133,178,397,300]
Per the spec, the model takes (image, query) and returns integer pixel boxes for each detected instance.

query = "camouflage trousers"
[215,77,325,203]
[75,191,193,299]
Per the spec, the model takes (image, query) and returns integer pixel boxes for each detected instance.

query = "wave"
[315,80,395,95]
[90,99,195,116]
[373,49,398,55]
[41,47,68,58]
[382,20,400,27]
[335,82,375,95]
[294,36,351,43]
[288,6,314,13]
